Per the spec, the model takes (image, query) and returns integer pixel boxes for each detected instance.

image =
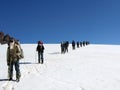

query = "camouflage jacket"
[7,44,21,65]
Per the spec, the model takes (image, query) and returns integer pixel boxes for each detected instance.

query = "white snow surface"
[0,44,120,90]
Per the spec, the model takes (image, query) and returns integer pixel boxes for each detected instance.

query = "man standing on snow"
[36,41,45,64]
[7,38,21,82]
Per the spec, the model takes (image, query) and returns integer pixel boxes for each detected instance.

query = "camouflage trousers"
[8,60,21,80]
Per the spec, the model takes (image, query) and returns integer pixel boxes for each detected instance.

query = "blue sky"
[0,0,120,44]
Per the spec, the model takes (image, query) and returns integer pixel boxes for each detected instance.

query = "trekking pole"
[20,57,30,78]
[35,51,37,64]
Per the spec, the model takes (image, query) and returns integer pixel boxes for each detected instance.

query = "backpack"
[19,48,24,59]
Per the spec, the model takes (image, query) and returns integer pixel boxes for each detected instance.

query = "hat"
[38,41,43,44]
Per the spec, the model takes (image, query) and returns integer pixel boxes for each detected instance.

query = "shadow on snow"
[48,52,60,55]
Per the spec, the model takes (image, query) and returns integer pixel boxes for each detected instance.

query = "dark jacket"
[36,44,44,53]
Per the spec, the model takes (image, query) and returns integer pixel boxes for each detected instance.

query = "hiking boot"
[9,78,12,81]
[16,78,20,82]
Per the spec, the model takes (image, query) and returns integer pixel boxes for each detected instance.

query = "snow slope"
[0,44,120,90]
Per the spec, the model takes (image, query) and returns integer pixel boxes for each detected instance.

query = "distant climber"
[36,41,45,64]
